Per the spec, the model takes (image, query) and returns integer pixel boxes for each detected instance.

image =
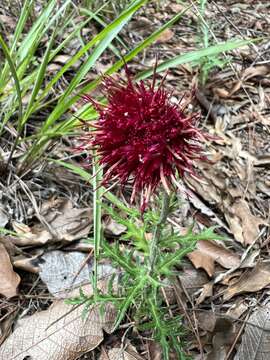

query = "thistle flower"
[81,66,209,208]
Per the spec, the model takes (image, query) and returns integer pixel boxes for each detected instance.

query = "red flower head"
[81,66,209,209]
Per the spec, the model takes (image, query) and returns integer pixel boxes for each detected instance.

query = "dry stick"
[225,311,251,360]
[189,308,270,332]
[212,0,265,63]
[70,249,94,289]
[173,278,203,358]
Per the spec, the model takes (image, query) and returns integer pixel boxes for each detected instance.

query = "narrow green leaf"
[80,7,128,52]
[157,244,196,275]
[138,39,259,79]
[0,35,23,131]
[37,0,147,115]
[113,277,146,330]
[50,159,133,213]
[18,0,58,61]
[22,31,56,124]
[79,5,190,96]
[103,241,137,275]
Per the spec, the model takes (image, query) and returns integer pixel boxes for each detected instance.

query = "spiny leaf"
[113,276,146,330]
[103,241,138,275]
[157,244,196,275]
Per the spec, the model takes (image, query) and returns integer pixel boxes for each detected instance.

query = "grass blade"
[0,35,23,131]
[138,39,259,79]
[22,31,56,124]
[37,0,147,111]
[51,159,133,213]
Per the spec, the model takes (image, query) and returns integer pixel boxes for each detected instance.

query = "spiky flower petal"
[80,67,209,207]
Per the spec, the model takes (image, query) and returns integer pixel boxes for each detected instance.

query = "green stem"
[92,152,103,297]
[149,191,170,273]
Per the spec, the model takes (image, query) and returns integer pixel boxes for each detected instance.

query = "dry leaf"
[188,240,241,277]
[104,217,127,236]
[12,199,92,246]
[0,286,116,360]
[100,345,143,360]
[47,63,62,72]
[54,54,72,64]
[0,310,17,346]
[226,300,248,319]
[65,240,94,252]
[196,311,217,332]
[225,199,264,245]
[206,318,235,360]
[242,64,270,81]
[38,251,116,299]
[171,4,184,12]
[234,305,270,360]
[0,14,16,28]
[223,262,270,301]
[39,251,92,298]
[0,205,9,227]
[0,236,20,257]
[145,342,162,360]
[178,266,209,296]
[213,87,230,98]
[222,65,270,98]
[196,282,213,305]
[196,313,236,360]
[0,243,21,298]
[12,222,51,245]
[185,163,267,247]
[13,252,42,273]
[155,28,174,43]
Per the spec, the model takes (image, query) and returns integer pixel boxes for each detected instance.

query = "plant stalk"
[149,191,170,273]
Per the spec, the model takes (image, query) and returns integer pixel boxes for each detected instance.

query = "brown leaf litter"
[11,198,92,246]
[234,305,270,360]
[186,162,267,246]
[223,262,270,301]
[188,240,241,277]
[100,344,144,360]
[0,287,116,360]
[0,243,20,298]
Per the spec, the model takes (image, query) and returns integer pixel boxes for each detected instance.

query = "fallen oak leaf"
[0,243,21,298]
[225,199,265,245]
[223,261,270,301]
[223,65,270,98]
[0,285,116,360]
[187,240,241,277]
[234,305,270,360]
[178,265,209,296]
[11,199,92,246]
[188,249,214,277]
[38,251,93,298]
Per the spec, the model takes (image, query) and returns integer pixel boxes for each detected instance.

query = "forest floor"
[0,1,270,359]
